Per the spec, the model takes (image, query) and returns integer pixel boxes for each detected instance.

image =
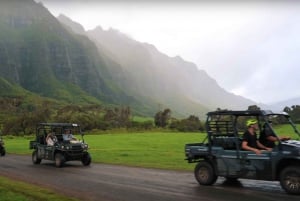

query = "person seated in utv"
[259,121,290,148]
[242,119,272,155]
[46,132,57,146]
[62,129,77,142]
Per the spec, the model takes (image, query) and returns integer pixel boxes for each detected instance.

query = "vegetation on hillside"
[1,92,299,136]
[0,94,207,135]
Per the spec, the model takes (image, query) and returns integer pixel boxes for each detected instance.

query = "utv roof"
[207,110,289,117]
[37,123,80,127]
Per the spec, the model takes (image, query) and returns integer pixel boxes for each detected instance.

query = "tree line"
[1,97,300,136]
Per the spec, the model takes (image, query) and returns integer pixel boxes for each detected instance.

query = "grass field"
[3,127,299,170]
[0,175,79,201]
[3,132,204,171]
[87,132,203,170]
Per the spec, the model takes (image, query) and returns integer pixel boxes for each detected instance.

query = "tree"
[154,108,171,127]
[289,105,300,123]
[169,115,204,132]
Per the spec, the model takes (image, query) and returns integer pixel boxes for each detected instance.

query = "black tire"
[280,166,300,195]
[0,148,5,156]
[32,150,41,164]
[194,161,218,185]
[81,152,91,166]
[55,153,65,168]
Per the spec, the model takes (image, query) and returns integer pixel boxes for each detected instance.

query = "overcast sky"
[36,0,300,104]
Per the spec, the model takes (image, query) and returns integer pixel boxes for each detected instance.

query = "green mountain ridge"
[0,0,256,120]
[0,0,146,114]
[84,20,255,116]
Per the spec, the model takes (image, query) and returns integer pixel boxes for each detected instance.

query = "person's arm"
[241,141,262,155]
[257,141,272,151]
[279,136,291,141]
[267,135,290,142]
[266,135,278,142]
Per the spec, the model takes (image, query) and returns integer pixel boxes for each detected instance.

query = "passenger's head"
[246,119,258,129]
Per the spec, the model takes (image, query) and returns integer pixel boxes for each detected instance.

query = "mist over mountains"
[0,0,257,118]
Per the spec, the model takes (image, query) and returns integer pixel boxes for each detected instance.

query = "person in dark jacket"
[259,121,290,148]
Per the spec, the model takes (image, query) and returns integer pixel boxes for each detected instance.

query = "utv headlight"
[81,144,88,149]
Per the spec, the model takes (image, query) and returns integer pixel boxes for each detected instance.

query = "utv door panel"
[216,150,242,176]
[240,151,273,180]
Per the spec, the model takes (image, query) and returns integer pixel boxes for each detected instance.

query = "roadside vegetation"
[0,176,79,201]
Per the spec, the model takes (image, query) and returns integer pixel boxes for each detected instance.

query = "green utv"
[185,110,300,194]
[30,123,91,168]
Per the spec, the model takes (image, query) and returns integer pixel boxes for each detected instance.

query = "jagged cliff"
[0,0,256,118]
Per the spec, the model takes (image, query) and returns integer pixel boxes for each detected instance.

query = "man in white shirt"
[62,129,76,141]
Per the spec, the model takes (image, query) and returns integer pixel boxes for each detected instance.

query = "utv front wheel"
[32,150,41,164]
[0,149,5,156]
[194,161,218,185]
[55,153,65,168]
[280,166,300,195]
[81,153,91,166]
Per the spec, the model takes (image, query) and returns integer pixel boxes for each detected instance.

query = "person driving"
[259,121,290,148]
[62,129,77,141]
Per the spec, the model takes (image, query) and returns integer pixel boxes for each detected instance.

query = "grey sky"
[36,0,300,104]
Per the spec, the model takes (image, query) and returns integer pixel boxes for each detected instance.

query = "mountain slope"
[57,14,256,117]
[0,0,140,108]
[86,27,255,114]
[0,1,256,118]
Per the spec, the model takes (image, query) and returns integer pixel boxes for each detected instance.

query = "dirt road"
[0,154,298,201]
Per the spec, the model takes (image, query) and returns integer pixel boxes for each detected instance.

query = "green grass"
[4,125,300,170]
[4,132,204,170]
[4,135,34,155]
[0,176,79,201]
[272,124,300,139]
[87,132,203,170]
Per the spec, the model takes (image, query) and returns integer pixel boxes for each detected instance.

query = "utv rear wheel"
[55,153,65,168]
[280,166,300,195]
[32,150,41,164]
[81,153,91,166]
[194,161,218,185]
